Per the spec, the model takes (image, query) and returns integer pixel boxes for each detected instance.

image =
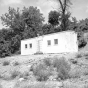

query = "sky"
[0,0,88,29]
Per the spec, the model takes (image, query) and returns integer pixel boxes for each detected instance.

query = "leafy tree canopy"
[48,10,60,26]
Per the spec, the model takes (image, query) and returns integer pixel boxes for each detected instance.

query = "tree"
[69,17,78,31]
[22,6,45,37]
[1,7,25,34]
[11,35,21,54]
[56,0,72,31]
[42,23,62,35]
[1,6,45,38]
[0,6,45,57]
[0,40,11,57]
[48,11,60,27]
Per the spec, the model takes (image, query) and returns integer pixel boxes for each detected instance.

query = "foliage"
[1,7,25,34]
[11,35,21,54]
[0,6,45,57]
[32,63,51,81]
[43,58,52,66]
[11,70,21,79]
[22,6,44,37]
[42,24,54,35]
[52,57,71,80]
[13,61,20,66]
[78,37,87,48]
[32,57,71,81]
[0,40,11,57]
[3,60,10,66]
[48,10,60,26]
[56,0,72,31]
[78,32,87,48]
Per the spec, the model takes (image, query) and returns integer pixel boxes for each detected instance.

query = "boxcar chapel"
[21,31,78,55]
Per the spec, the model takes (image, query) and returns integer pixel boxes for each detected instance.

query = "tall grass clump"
[53,57,71,80]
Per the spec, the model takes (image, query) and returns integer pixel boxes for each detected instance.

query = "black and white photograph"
[0,0,88,88]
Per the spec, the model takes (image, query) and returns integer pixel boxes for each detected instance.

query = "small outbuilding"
[21,31,78,55]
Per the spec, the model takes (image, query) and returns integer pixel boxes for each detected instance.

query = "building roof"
[21,30,76,42]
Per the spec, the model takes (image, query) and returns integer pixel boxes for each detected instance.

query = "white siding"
[41,31,78,53]
[21,38,38,55]
[21,31,78,55]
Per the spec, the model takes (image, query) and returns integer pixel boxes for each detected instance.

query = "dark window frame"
[29,43,32,48]
[47,40,51,46]
[25,44,27,49]
[54,39,58,45]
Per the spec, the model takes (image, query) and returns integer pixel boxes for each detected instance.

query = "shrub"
[76,53,83,58]
[52,57,71,80]
[43,58,52,66]
[70,59,78,64]
[69,68,81,78]
[11,70,21,79]
[78,38,87,48]
[32,63,51,81]
[13,61,20,66]
[3,61,10,66]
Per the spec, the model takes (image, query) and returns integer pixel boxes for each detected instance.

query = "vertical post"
[37,34,40,52]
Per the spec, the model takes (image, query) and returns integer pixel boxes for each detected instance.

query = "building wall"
[21,31,78,55]
[41,31,78,53]
[21,38,38,55]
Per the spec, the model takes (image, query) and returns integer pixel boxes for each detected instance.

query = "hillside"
[0,51,88,88]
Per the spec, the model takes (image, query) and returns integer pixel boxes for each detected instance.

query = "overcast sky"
[0,0,88,29]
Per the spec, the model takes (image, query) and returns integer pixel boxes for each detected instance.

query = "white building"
[21,31,78,55]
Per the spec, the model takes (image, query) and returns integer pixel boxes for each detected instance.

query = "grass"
[14,81,63,88]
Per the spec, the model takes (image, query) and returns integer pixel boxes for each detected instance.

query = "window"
[25,44,27,49]
[54,39,58,45]
[29,43,32,48]
[47,40,51,46]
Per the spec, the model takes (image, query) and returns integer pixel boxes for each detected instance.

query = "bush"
[43,58,52,66]
[69,68,81,78]
[70,59,78,64]
[76,53,83,58]
[13,61,20,66]
[11,70,21,79]
[3,61,10,66]
[32,63,51,81]
[52,57,71,80]
[78,37,87,48]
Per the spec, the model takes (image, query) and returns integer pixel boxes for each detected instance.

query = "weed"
[11,70,21,79]
[76,53,82,58]
[13,61,20,66]
[3,61,10,66]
